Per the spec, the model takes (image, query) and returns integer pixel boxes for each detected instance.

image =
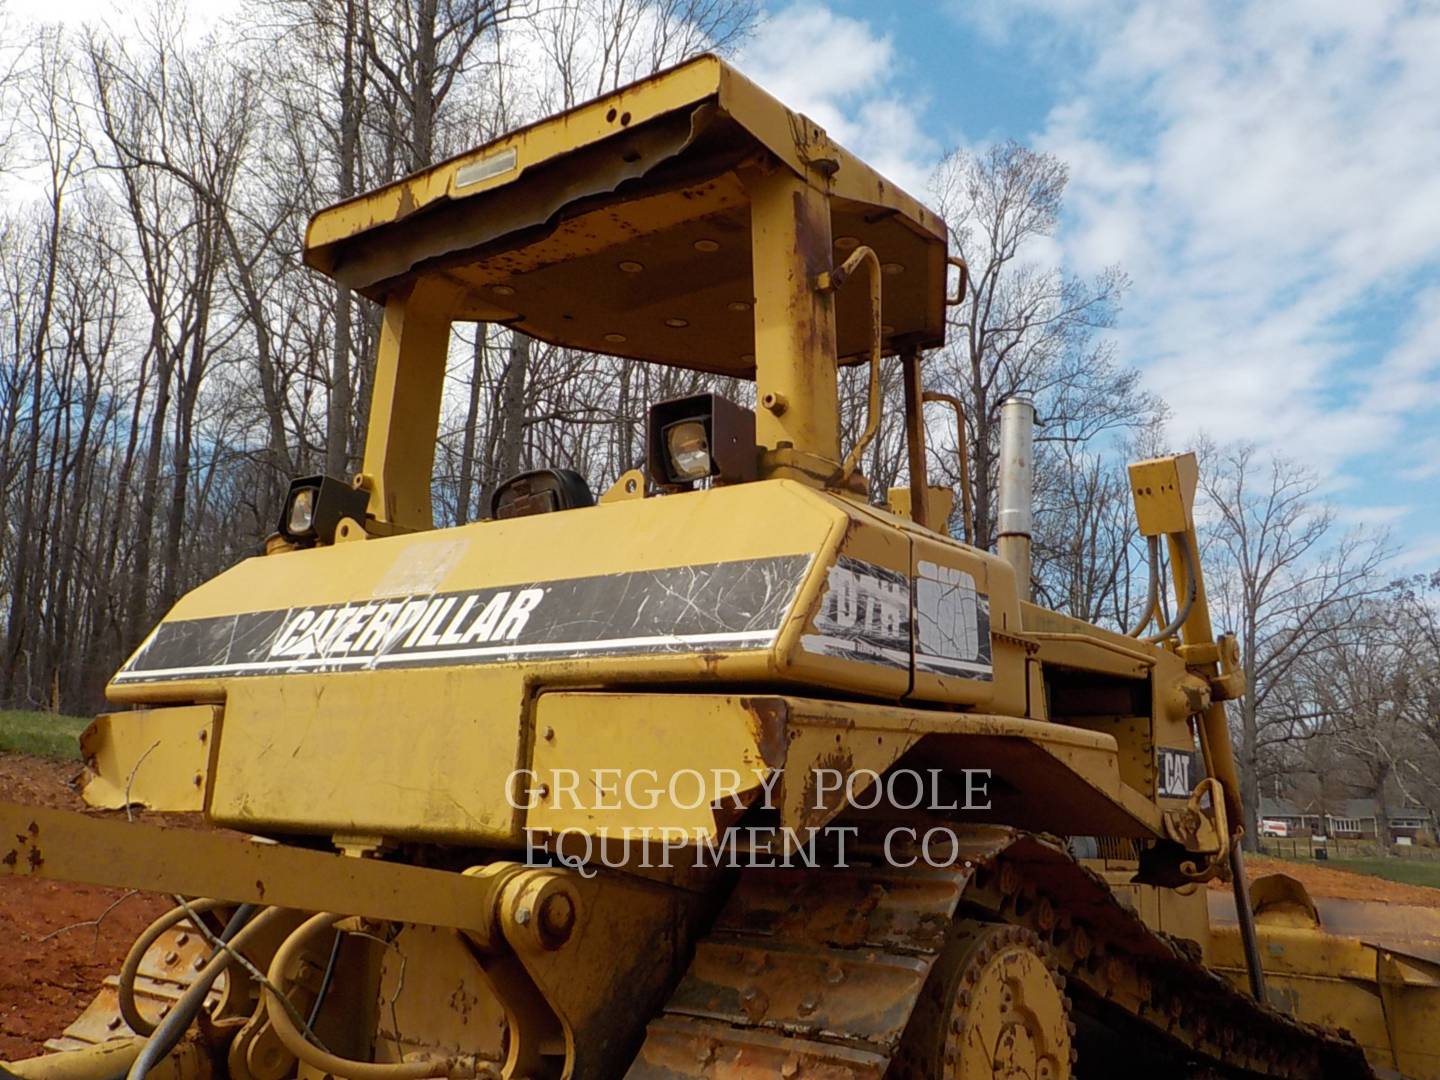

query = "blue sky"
[739,0,1440,569]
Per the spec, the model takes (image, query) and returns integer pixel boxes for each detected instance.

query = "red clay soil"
[0,753,173,1061]
[1215,852,1440,906]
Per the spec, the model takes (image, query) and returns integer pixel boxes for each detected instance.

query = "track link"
[624,824,1375,1079]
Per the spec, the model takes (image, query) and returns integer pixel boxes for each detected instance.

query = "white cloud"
[1395,532,1440,571]
[739,3,940,197]
[1333,503,1413,528]
[948,0,1440,539]
[5,0,238,33]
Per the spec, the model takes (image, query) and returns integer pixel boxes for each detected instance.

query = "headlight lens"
[489,469,597,520]
[646,393,755,488]
[494,484,558,519]
[286,486,317,535]
[276,474,369,546]
[665,421,712,480]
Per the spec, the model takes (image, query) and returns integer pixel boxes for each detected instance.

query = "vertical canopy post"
[358,280,452,530]
[746,167,840,479]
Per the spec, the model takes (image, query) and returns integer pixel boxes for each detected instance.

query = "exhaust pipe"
[996,396,1035,601]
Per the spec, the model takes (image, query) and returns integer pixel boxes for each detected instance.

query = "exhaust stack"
[996,396,1035,601]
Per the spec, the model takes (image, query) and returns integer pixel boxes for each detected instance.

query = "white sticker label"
[801,557,910,668]
[371,539,468,598]
[454,146,518,189]
[915,560,992,678]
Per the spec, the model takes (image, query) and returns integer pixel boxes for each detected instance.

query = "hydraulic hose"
[125,904,276,1080]
[1144,533,1200,643]
[263,912,467,1080]
[306,929,345,1030]
[1126,536,1161,637]
[118,899,232,1037]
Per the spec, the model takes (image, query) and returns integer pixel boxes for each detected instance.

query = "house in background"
[1258,796,1435,841]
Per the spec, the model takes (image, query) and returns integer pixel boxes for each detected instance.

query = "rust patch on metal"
[395,184,419,219]
[742,697,790,768]
[798,747,855,831]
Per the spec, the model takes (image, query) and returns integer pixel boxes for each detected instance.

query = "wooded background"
[0,0,1434,848]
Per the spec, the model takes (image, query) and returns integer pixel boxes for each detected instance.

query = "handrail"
[921,390,975,544]
[817,245,883,485]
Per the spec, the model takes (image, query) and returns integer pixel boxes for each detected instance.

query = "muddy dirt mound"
[0,753,86,812]
[1241,853,1440,906]
[1,752,172,1060]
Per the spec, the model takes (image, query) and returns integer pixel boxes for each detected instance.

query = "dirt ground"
[0,753,172,1061]
[1208,852,1440,906]
[5,752,1440,1061]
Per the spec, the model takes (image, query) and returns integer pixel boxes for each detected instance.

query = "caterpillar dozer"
[4,54,1438,1080]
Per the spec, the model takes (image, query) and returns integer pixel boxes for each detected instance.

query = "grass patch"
[1320,857,1440,890]
[0,709,90,760]
[1260,844,1440,889]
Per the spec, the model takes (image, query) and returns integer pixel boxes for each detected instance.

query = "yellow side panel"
[80,706,218,811]
[1210,924,1413,1075]
[527,692,782,841]
[164,481,836,617]
[207,669,529,844]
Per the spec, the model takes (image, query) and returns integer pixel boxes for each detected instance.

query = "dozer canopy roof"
[303,55,949,378]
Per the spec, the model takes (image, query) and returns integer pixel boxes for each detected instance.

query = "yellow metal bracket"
[599,468,646,503]
[359,278,454,531]
[1127,454,1198,537]
[0,801,557,948]
[79,705,219,812]
[1161,776,1231,882]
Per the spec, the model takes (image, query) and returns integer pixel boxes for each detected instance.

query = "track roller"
[890,921,1072,1080]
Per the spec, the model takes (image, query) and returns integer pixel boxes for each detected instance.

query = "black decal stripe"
[114,555,811,683]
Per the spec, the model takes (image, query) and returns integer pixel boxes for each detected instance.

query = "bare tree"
[1200,442,1392,848]
[1031,439,1145,626]
[2,28,83,695]
[918,142,1162,629]
[1382,573,1440,809]
[361,0,513,172]
[530,0,756,108]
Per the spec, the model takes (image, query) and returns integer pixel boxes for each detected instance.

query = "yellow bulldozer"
[3,55,1438,1080]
